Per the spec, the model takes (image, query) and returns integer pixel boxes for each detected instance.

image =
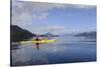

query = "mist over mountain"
[39,32,59,37]
[74,31,96,39]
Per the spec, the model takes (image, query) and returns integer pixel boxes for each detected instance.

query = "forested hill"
[11,25,35,42]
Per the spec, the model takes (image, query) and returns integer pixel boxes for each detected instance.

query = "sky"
[11,0,96,35]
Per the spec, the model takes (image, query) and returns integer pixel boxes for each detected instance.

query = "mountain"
[75,31,96,39]
[11,25,35,42]
[40,32,59,37]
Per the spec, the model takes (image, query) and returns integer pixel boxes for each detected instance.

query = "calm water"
[11,35,96,66]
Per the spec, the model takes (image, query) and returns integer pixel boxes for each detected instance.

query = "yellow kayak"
[20,39,56,44]
[32,39,56,43]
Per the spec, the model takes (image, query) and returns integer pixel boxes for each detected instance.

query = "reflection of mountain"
[75,31,96,39]
[11,25,35,42]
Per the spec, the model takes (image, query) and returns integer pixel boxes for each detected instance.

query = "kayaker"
[35,35,40,41]
[35,35,40,49]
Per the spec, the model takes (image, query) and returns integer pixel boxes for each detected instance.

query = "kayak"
[20,39,56,44]
[32,39,56,43]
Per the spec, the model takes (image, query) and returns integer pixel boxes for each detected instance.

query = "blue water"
[11,35,96,66]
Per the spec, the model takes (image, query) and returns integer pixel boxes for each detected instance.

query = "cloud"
[73,4,96,9]
[12,0,92,24]
[12,0,67,15]
[52,25,64,28]
[12,1,71,21]
[32,13,49,20]
[17,23,67,35]
[11,0,95,34]
[12,0,67,31]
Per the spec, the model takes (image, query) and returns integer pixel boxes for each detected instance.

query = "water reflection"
[11,35,96,66]
[36,43,40,50]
